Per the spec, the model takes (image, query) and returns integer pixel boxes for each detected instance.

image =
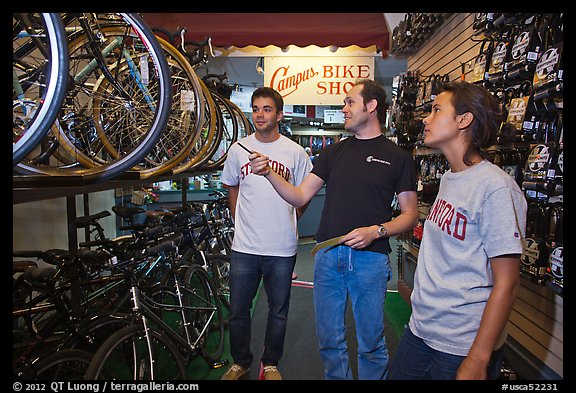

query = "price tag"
[180,90,196,112]
[139,54,149,85]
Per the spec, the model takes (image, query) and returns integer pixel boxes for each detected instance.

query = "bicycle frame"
[123,272,227,371]
[72,15,156,111]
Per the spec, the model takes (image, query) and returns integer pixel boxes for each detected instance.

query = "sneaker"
[221,363,250,380]
[263,365,282,380]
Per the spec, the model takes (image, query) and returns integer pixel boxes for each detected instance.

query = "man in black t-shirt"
[249,79,419,380]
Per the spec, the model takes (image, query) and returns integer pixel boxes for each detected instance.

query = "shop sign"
[264,56,374,105]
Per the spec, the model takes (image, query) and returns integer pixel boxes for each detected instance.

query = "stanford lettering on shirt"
[240,159,291,181]
[426,197,468,241]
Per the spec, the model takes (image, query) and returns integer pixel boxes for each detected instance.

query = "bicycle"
[14,13,173,182]
[84,235,228,380]
[149,26,254,171]
[13,247,129,379]
[152,200,232,312]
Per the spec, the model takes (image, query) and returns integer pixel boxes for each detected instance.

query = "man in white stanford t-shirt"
[219,87,313,380]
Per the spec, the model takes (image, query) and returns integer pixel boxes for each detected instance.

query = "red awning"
[141,13,389,55]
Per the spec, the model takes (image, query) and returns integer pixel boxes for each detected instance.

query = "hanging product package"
[487,26,514,83]
[504,14,542,81]
[473,13,496,33]
[522,110,562,199]
[532,42,563,99]
[469,39,494,84]
[521,201,549,283]
[532,14,563,100]
[423,74,447,105]
[545,202,563,293]
[506,81,533,132]
[415,78,426,108]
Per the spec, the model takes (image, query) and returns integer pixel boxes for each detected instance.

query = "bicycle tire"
[205,254,231,311]
[25,348,92,380]
[202,90,239,170]
[84,324,187,380]
[133,35,206,179]
[13,13,69,167]
[181,264,225,364]
[14,13,172,182]
[62,313,132,354]
[173,78,220,173]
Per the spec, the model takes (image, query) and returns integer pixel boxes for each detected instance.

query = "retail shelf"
[12,167,223,205]
[402,241,420,259]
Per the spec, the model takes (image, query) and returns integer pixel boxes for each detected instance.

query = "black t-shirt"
[312,134,417,254]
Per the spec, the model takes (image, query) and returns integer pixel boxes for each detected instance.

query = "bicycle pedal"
[210,359,229,369]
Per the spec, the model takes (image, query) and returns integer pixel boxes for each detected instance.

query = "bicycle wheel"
[202,90,239,170]
[62,313,132,354]
[172,78,220,173]
[181,264,225,364]
[84,324,187,380]
[205,254,231,311]
[132,36,206,179]
[26,349,92,380]
[13,13,69,167]
[15,13,172,182]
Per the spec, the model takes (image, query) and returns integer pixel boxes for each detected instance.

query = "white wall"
[13,190,117,252]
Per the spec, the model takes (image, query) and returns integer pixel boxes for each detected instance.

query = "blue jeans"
[313,245,391,380]
[388,325,505,380]
[228,251,296,368]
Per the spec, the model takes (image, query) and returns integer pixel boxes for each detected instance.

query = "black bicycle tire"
[84,324,187,380]
[13,13,69,167]
[202,90,239,170]
[14,13,172,182]
[61,313,132,353]
[181,264,225,364]
[205,254,231,311]
[26,348,92,380]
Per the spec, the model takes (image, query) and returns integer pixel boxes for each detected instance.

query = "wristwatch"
[377,224,388,238]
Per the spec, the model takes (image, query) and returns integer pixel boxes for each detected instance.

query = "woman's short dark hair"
[355,79,388,124]
[441,81,512,165]
[251,87,284,113]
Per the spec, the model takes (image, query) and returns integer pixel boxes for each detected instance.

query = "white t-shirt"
[409,159,527,356]
[220,134,313,257]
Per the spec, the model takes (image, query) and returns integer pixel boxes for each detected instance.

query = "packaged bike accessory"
[504,14,542,81]
[473,13,496,33]
[415,78,426,108]
[521,201,549,283]
[522,110,562,199]
[532,14,563,98]
[506,80,533,132]
[423,74,447,105]
[501,148,524,186]
[545,202,563,293]
[470,39,494,84]
[487,25,514,83]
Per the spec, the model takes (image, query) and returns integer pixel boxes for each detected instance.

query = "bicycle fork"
[130,286,157,380]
